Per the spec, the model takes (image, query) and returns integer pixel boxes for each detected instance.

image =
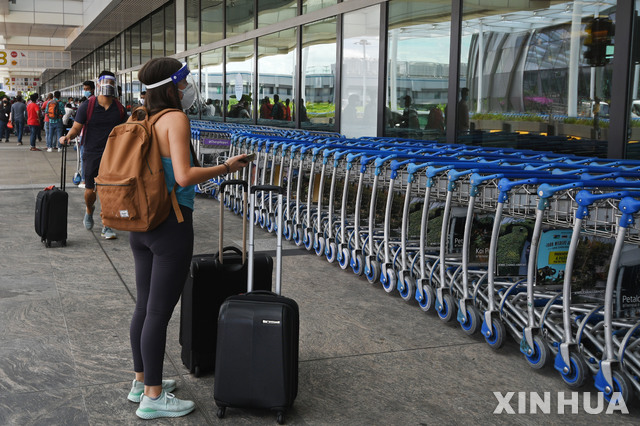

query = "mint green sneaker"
[101,226,117,240]
[136,391,195,419]
[128,379,177,403]
[83,211,94,230]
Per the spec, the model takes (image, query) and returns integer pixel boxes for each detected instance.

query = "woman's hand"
[225,154,251,173]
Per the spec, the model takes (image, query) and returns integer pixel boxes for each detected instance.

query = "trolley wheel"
[283,222,292,240]
[293,226,303,246]
[605,370,633,404]
[525,335,550,370]
[61,240,67,247]
[267,214,276,232]
[365,259,380,284]
[418,285,434,312]
[437,293,456,322]
[338,247,350,270]
[381,268,396,293]
[277,411,285,425]
[459,304,481,335]
[45,240,52,248]
[326,242,337,263]
[351,253,364,276]
[399,276,415,302]
[484,318,506,350]
[216,407,226,419]
[560,352,588,388]
[315,236,325,256]
[304,229,314,251]
[194,365,201,378]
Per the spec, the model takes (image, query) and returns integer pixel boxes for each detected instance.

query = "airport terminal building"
[0,0,637,158]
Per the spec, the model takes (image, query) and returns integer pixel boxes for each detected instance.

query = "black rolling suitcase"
[180,180,273,376]
[35,145,68,247]
[214,185,299,425]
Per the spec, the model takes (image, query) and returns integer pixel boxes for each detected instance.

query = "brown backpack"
[95,107,183,232]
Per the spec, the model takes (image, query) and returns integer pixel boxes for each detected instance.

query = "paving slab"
[0,143,638,424]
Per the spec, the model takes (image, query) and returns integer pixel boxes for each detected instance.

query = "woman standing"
[127,57,249,420]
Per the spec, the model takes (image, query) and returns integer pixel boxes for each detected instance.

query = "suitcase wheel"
[216,407,225,419]
[45,240,51,248]
[277,411,285,425]
[194,365,201,378]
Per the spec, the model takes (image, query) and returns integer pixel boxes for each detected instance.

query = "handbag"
[7,121,13,129]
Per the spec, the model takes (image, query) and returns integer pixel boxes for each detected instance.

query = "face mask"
[179,84,197,110]
[139,99,144,105]
[99,84,116,97]
[84,91,92,98]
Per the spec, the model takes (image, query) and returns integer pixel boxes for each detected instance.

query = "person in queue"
[126,57,249,419]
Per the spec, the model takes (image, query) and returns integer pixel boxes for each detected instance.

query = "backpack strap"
[114,99,126,121]
[143,107,186,224]
[169,186,184,223]
[86,96,97,125]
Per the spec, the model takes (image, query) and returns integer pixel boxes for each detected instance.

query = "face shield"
[145,63,200,111]
[97,75,118,97]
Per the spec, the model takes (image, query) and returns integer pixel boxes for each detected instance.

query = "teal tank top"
[162,157,195,210]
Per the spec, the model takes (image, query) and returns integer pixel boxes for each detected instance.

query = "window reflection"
[302,17,337,131]
[131,24,141,67]
[258,0,297,28]
[202,0,224,45]
[341,6,380,138]
[627,1,640,159]
[462,0,616,157]
[302,0,336,15]
[385,0,451,140]
[201,49,224,121]
[258,29,296,128]
[141,17,151,63]
[227,0,254,39]
[187,0,199,50]
[226,41,255,123]
[165,3,176,56]
[152,9,164,58]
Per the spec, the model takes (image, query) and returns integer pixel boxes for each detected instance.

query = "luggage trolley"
[594,196,640,403]
[363,155,397,284]
[554,189,639,388]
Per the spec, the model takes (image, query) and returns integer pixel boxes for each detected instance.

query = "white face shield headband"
[145,63,200,111]
[98,75,117,97]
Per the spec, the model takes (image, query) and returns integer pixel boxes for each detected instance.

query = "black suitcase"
[214,185,299,425]
[180,180,273,376]
[35,145,68,247]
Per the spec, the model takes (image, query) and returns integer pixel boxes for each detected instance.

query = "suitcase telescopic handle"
[248,185,285,295]
[219,180,249,264]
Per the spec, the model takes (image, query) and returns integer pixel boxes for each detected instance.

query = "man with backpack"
[59,71,127,240]
[46,91,65,152]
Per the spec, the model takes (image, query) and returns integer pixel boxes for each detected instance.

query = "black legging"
[129,205,193,386]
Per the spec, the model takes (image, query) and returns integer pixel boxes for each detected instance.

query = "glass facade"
[627,1,640,159]
[258,0,297,28]
[201,48,224,121]
[301,17,337,132]
[461,0,617,157]
[258,28,297,128]
[227,0,254,38]
[226,40,255,123]
[43,0,639,159]
[341,5,380,138]
[202,0,224,45]
[385,0,452,140]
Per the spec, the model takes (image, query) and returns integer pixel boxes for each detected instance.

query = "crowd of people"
[0,91,83,151]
